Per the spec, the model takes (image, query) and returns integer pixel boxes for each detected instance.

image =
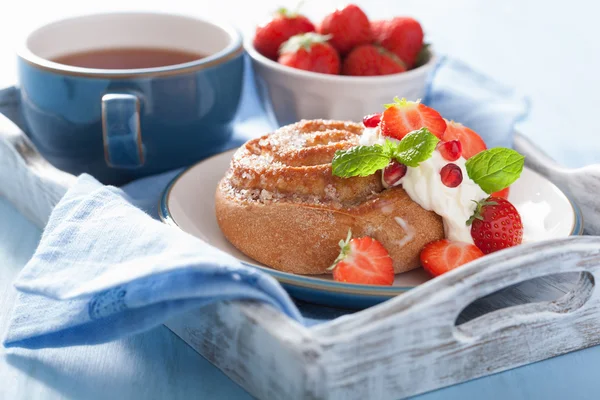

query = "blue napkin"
[3,56,529,348]
[4,174,302,349]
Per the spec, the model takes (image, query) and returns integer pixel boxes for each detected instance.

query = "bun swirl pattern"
[216,120,444,275]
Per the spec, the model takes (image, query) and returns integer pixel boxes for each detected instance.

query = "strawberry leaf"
[466,198,498,226]
[383,97,422,109]
[414,43,431,68]
[279,32,332,54]
[328,229,353,271]
[465,148,525,194]
[384,96,408,109]
[276,7,291,16]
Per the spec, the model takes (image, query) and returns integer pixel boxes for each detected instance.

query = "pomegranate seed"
[363,113,382,128]
[440,163,463,187]
[383,160,407,187]
[438,140,462,161]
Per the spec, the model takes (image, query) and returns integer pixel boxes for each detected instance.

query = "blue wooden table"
[1,0,599,398]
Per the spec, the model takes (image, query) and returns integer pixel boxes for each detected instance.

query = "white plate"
[159,149,583,308]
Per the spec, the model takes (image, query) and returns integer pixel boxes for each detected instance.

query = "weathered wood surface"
[3,117,600,400]
[167,238,599,399]
[165,302,324,400]
[0,111,74,228]
[312,237,600,399]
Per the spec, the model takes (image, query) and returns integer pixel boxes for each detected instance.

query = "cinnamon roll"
[215,120,444,275]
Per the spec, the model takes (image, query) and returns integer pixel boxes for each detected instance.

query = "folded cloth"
[4,175,302,348]
[2,57,529,348]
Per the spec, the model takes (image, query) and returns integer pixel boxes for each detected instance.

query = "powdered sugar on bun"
[216,120,444,275]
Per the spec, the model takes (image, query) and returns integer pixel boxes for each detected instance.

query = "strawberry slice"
[492,186,510,199]
[420,239,484,277]
[329,231,394,285]
[380,97,446,140]
[442,120,487,159]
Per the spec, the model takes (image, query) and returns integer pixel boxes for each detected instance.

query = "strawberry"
[370,20,386,37]
[328,231,394,285]
[342,45,406,76]
[253,8,316,60]
[371,17,424,69]
[420,239,484,277]
[380,97,447,140]
[278,33,341,75]
[442,120,487,159]
[492,186,511,199]
[317,4,373,55]
[468,197,523,254]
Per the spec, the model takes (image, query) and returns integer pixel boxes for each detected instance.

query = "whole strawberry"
[328,230,394,286]
[254,8,316,60]
[317,4,373,55]
[278,33,341,74]
[469,197,523,254]
[371,17,424,69]
[342,45,406,76]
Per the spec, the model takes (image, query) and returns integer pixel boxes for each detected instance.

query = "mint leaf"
[392,128,440,167]
[331,128,439,178]
[381,139,397,157]
[465,148,525,194]
[331,145,391,177]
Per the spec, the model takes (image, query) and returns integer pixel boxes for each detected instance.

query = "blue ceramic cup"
[0,12,244,185]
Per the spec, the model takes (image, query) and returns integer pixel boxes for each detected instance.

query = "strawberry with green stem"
[463,148,525,253]
[468,197,523,254]
[278,33,341,74]
[371,17,424,69]
[317,4,373,55]
[253,4,315,60]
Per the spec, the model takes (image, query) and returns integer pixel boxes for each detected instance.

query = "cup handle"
[102,93,145,168]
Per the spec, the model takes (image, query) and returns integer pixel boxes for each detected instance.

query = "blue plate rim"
[158,150,585,299]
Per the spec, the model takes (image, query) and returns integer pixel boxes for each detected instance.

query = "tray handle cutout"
[439,237,600,343]
[454,271,594,341]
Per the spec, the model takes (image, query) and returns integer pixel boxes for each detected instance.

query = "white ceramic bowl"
[244,36,437,126]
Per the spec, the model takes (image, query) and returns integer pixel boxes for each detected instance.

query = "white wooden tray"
[2,111,600,399]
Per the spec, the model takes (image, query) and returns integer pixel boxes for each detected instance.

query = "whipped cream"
[394,216,415,247]
[359,127,386,146]
[398,152,487,243]
[359,126,487,243]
